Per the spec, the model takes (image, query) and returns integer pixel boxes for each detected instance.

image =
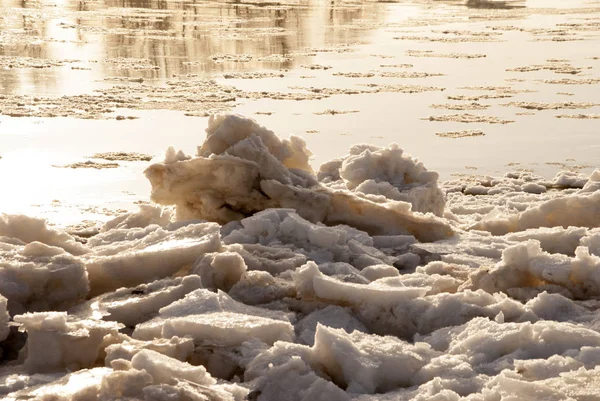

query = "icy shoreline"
[1,115,600,401]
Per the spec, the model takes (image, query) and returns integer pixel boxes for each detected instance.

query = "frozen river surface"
[2,3,600,400]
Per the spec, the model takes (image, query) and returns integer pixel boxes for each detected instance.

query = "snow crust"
[1,115,600,401]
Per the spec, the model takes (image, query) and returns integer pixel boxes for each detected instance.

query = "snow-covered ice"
[2,114,600,400]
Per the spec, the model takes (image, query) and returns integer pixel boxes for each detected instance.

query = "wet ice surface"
[2,114,600,401]
[0,0,599,223]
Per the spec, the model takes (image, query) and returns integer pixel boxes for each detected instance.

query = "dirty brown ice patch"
[379,71,445,78]
[393,34,501,43]
[332,72,376,78]
[435,130,485,138]
[90,152,153,162]
[556,114,600,119]
[358,83,446,94]
[103,58,160,72]
[458,86,534,94]
[430,102,490,111]
[446,86,535,102]
[507,63,591,75]
[0,79,238,119]
[210,54,253,63]
[503,102,599,110]
[222,72,285,79]
[0,94,118,119]
[447,93,514,101]
[379,63,413,68]
[424,113,515,124]
[314,109,360,116]
[406,50,487,58]
[300,64,332,70]
[0,56,75,69]
[540,78,600,85]
[53,161,120,169]
[290,84,446,97]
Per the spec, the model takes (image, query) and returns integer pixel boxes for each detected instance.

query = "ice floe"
[1,114,600,400]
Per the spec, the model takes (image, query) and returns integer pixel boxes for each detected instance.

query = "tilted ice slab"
[134,288,294,346]
[161,311,294,347]
[105,335,195,365]
[84,220,221,296]
[192,250,248,291]
[294,261,429,307]
[295,305,368,346]
[131,349,216,386]
[145,114,453,242]
[14,312,122,373]
[0,239,89,315]
[0,214,88,256]
[69,275,203,327]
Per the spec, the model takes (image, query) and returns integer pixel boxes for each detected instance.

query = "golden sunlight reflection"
[0,0,385,95]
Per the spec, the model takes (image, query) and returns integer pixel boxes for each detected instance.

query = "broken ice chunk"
[133,289,292,341]
[162,312,294,346]
[131,349,216,386]
[0,295,8,343]
[293,262,429,306]
[14,312,122,373]
[192,251,247,291]
[69,275,202,327]
[463,240,600,299]
[84,221,221,296]
[0,240,89,315]
[145,114,453,242]
[295,305,368,346]
[105,335,194,365]
[0,214,88,255]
